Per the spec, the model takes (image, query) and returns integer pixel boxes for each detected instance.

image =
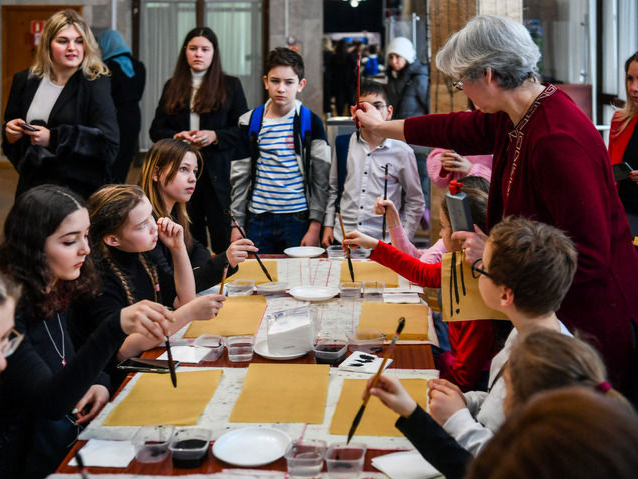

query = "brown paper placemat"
[358,302,429,340]
[329,378,429,436]
[229,260,278,284]
[340,261,399,287]
[184,295,267,338]
[230,363,330,423]
[104,370,222,426]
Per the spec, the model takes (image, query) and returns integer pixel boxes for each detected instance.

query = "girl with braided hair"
[68,184,225,387]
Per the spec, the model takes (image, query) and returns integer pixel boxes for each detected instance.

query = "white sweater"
[443,321,572,456]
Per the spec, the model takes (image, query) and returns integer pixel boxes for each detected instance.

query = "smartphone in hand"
[613,162,633,182]
[19,122,38,132]
[117,357,180,373]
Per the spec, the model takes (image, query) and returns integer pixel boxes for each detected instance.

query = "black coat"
[149,75,248,211]
[106,55,146,182]
[396,405,472,479]
[1,69,119,198]
[387,61,430,119]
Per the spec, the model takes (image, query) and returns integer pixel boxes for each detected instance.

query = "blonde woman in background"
[1,9,118,198]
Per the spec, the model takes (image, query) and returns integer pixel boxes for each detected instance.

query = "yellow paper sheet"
[441,252,508,322]
[230,363,330,423]
[329,378,429,436]
[228,260,278,284]
[184,295,267,337]
[358,302,429,340]
[104,370,222,426]
[340,261,399,287]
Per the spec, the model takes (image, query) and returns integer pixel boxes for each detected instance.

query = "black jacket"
[1,69,119,198]
[396,405,473,479]
[149,75,248,211]
[387,61,430,119]
[148,235,237,293]
[106,54,146,182]
[0,309,121,478]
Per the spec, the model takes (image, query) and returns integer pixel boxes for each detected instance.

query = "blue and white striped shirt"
[249,110,307,214]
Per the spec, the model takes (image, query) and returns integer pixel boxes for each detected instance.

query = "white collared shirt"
[324,133,424,242]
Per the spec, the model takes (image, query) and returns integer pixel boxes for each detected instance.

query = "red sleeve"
[370,241,442,287]
[437,321,495,392]
[403,110,501,157]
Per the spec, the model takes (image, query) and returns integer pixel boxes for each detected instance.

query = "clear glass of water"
[285,439,327,477]
[226,335,255,362]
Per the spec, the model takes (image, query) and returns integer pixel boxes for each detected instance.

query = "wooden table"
[57,255,435,475]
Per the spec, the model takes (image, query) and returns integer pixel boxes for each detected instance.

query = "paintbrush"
[75,450,90,479]
[165,335,177,388]
[338,211,355,282]
[153,281,177,388]
[227,210,273,282]
[346,317,406,444]
[219,262,230,296]
[381,163,389,241]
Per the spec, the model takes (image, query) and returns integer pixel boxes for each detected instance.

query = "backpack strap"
[334,134,351,212]
[246,104,266,214]
[299,106,313,198]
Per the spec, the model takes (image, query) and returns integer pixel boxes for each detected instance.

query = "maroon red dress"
[404,84,638,393]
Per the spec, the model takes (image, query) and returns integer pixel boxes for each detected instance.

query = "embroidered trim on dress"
[505,84,557,199]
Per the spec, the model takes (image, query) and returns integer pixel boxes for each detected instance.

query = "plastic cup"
[225,279,255,296]
[327,245,346,260]
[325,442,367,479]
[339,282,362,298]
[227,335,255,362]
[132,425,174,463]
[362,281,385,301]
[194,334,225,362]
[313,335,348,366]
[285,439,327,477]
[169,427,212,468]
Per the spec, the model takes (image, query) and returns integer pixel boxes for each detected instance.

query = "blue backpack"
[247,104,313,200]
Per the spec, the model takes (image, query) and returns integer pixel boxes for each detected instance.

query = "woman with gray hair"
[355,15,638,402]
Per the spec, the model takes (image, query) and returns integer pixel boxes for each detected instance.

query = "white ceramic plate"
[212,427,291,466]
[253,339,310,360]
[284,246,325,258]
[288,286,339,302]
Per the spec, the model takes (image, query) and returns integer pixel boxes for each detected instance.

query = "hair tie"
[596,381,612,393]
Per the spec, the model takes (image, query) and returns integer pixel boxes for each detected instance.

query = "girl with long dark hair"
[150,27,248,254]
[0,185,171,478]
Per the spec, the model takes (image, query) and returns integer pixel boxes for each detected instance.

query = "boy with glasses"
[322,80,424,246]
[365,216,579,462]
[426,216,577,454]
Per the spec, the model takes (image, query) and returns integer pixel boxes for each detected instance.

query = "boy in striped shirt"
[231,48,330,253]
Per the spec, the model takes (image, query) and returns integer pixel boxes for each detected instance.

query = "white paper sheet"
[338,350,393,373]
[372,450,443,479]
[157,345,211,363]
[67,439,135,468]
[383,292,421,304]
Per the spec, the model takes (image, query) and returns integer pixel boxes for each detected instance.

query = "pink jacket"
[427,148,492,189]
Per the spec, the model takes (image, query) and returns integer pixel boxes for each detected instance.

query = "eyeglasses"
[1,329,24,358]
[471,259,491,279]
[360,101,387,112]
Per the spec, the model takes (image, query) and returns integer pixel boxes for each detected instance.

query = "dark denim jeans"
[246,211,309,253]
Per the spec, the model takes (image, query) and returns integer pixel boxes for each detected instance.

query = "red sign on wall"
[31,20,45,34]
